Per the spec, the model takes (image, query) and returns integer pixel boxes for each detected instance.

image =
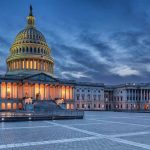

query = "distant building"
[0,6,150,111]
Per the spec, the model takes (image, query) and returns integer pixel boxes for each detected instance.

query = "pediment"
[23,73,57,82]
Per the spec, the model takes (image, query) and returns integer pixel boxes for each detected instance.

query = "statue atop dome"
[29,5,33,16]
[27,5,35,27]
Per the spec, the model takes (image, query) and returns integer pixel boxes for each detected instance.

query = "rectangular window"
[82,104,84,108]
[82,94,84,100]
[98,95,101,101]
[77,95,80,100]
[88,94,90,100]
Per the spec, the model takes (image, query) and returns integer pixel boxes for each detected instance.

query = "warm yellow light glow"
[26,60,29,69]
[43,62,45,71]
[13,83,17,98]
[18,103,22,109]
[24,83,29,97]
[66,104,74,109]
[34,60,36,69]
[30,60,32,69]
[66,86,69,100]
[13,103,17,109]
[62,86,65,99]
[40,84,44,100]
[7,83,11,99]
[35,83,39,100]
[38,61,40,70]
[1,82,6,99]
[18,61,21,69]
[18,85,23,99]
[22,60,24,69]
[1,103,5,110]
[13,62,15,69]
[70,87,73,99]
[7,103,11,110]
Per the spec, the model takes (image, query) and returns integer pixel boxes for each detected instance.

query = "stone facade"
[74,83,150,111]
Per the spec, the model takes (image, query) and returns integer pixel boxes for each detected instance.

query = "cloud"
[110,65,140,77]
[1,0,150,84]
[61,71,89,79]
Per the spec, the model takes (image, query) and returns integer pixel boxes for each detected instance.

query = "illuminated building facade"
[0,6,74,110]
[0,6,150,111]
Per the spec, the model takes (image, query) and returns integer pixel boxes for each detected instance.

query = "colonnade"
[127,89,150,101]
[7,59,53,74]
[0,82,74,100]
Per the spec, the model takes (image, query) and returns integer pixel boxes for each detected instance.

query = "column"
[144,89,145,101]
[48,85,50,100]
[49,85,51,99]
[72,87,74,100]
[37,59,39,70]
[55,85,58,98]
[147,89,148,100]
[42,60,44,71]
[22,84,23,98]
[11,83,13,98]
[33,84,35,99]
[39,83,40,100]
[140,89,142,102]
[44,84,45,100]
[36,59,38,70]
[61,86,62,98]
[0,83,1,98]
[17,83,18,99]
[48,62,50,72]
[20,60,21,70]
[32,59,33,70]
[65,86,66,100]
[53,85,56,99]
[6,82,7,99]
[39,60,41,71]
[69,86,70,99]
[24,59,26,69]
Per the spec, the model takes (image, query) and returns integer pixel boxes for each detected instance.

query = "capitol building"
[0,6,150,111]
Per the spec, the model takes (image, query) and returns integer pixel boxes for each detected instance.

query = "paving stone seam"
[88,118,150,127]
[45,121,150,150]
[0,136,102,149]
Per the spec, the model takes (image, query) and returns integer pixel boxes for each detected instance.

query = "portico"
[0,73,74,110]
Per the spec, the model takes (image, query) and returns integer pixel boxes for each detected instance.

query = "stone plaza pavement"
[0,111,150,150]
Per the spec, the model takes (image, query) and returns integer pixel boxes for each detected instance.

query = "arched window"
[22,47,25,53]
[19,48,21,53]
[26,47,28,53]
[41,49,43,53]
[38,48,40,53]
[17,48,18,53]
[34,48,36,53]
[30,47,32,53]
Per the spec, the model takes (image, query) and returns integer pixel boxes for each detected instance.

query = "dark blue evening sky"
[1,0,150,84]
